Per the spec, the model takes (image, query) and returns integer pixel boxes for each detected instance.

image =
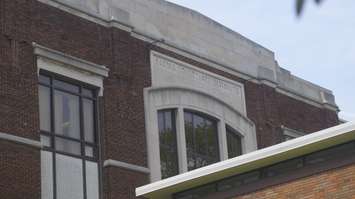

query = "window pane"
[194,116,207,155]
[206,120,218,158]
[217,174,243,192]
[39,74,50,85]
[160,147,179,179]
[83,99,95,142]
[158,110,179,179]
[39,85,51,132]
[41,135,51,147]
[305,141,355,165]
[227,128,242,159]
[265,158,303,177]
[55,138,81,155]
[54,90,80,139]
[53,79,79,93]
[41,151,53,199]
[176,184,216,199]
[184,112,194,150]
[82,88,94,98]
[85,146,94,157]
[56,154,84,199]
[185,111,219,171]
[86,161,99,199]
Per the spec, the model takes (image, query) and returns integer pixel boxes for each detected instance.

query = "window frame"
[39,70,101,199]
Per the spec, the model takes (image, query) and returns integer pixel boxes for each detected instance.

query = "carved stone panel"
[150,51,246,115]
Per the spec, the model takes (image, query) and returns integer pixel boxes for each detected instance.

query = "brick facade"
[0,141,41,199]
[235,164,355,199]
[0,0,339,198]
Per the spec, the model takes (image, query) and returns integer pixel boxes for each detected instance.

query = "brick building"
[137,121,355,199]
[0,0,343,199]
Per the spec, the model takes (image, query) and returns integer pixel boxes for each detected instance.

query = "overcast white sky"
[167,0,355,121]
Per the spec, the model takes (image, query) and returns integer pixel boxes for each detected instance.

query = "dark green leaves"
[296,0,324,16]
[296,0,305,16]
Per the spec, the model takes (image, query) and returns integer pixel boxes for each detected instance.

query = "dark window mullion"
[44,148,96,161]
[92,93,98,145]
[95,95,103,199]
[214,122,220,161]
[79,87,88,199]
[203,118,208,158]
[191,114,197,170]
[51,85,96,100]
[54,134,83,143]
[49,75,57,199]
[172,112,179,171]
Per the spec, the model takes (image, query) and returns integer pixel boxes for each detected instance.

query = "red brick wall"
[0,0,339,198]
[104,167,148,199]
[0,141,41,199]
[1,0,151,198]
[234,164,355,199]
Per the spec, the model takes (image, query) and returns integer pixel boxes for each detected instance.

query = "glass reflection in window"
[158,109,179,179]
[184,111,219,171]
[226,127,242,159]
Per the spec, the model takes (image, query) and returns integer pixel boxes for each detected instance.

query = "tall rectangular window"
[39,72,99,199]
[184,111,219,171]
[158,109,179,179]
[226,127,242,159]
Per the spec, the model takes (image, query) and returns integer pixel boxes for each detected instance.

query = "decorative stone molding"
[33,43,109,96]
[150,51,247,115]
[104,159,150,174]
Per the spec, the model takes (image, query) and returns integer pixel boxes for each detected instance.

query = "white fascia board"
[136,121,355,198]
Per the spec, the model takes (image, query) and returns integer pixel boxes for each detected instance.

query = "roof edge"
[136,121,355,198]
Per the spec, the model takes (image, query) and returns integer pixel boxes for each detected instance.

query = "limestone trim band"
[35,0,338,111]
[0,132,42,149]
[103,159,150,174]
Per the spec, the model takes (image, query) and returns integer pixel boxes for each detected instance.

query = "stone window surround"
[281,126,306,141]
[144,87,257,182]
[33,43,109,96]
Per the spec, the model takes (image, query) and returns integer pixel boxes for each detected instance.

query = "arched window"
[184,111,220,171]
[146,86,257,181]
